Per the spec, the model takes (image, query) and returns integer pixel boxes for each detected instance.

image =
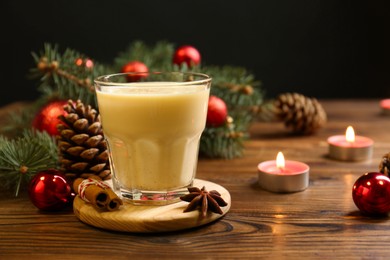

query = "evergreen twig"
[0,129,59,196]
[10,41,265,161]
[29,43,112,107]
[200,119,247,159]
[114,40,176,71]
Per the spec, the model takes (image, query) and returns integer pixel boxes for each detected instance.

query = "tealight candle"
[327,126,373,161]
[257,152,310,193]
[380,99,390,115]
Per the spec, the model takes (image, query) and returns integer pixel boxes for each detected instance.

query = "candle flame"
[276,152,285,169]
[345,126,355,143]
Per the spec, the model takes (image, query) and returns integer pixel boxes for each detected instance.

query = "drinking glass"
[94,72,211,205]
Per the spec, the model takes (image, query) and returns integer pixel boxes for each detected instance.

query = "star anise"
[180,186,228,217]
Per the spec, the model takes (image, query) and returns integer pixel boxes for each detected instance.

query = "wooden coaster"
[73,179,231,233]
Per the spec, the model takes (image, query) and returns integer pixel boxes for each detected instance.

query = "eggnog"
[95,73,211,204]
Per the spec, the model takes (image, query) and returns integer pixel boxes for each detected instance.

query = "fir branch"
[114,40,176,70]
[201,65,264,133]
[200,122,247,159]
[26,41,266,160]
[29,43,112,107]
[0,129,59,196]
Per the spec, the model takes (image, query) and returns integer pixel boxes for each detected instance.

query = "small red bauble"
[75,58,94,69]
[352,172,390,215]
[121,60,149,82]
[32,100,68,136]
[85,59,94,69]
[173,45,201,67]
[28,169,73,211]
[206,95,228,127]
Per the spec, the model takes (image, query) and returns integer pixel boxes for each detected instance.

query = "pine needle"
[0,129,59,196]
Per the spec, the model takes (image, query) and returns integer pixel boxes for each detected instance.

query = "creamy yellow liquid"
[96,83,210,192]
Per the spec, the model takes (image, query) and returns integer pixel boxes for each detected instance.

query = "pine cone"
[379,153,390,176]
[57,99,111,181]
[274,92,327,135]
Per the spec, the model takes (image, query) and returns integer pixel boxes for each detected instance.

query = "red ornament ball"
[28,169,73,211]
[352,172,390,215]
[206,95,228,127]
[173,45,201,68]
[32,100,68,136]
[121,60,149,82]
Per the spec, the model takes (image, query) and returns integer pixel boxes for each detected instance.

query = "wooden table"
[1,99,390,259]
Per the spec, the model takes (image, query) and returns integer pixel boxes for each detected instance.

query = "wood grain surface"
[1,99,390,259]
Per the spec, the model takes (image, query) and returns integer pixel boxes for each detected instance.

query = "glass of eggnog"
[94,72,211,205]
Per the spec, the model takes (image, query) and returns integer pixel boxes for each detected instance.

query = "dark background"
[2,0,390,107]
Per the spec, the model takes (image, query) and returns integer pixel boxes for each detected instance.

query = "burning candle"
[327,126,373,161]
[257,152,310,193]
[380,99,390,115]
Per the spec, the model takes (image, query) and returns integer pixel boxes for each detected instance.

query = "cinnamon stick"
[106,188,123,211]
[73,176,122,211]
